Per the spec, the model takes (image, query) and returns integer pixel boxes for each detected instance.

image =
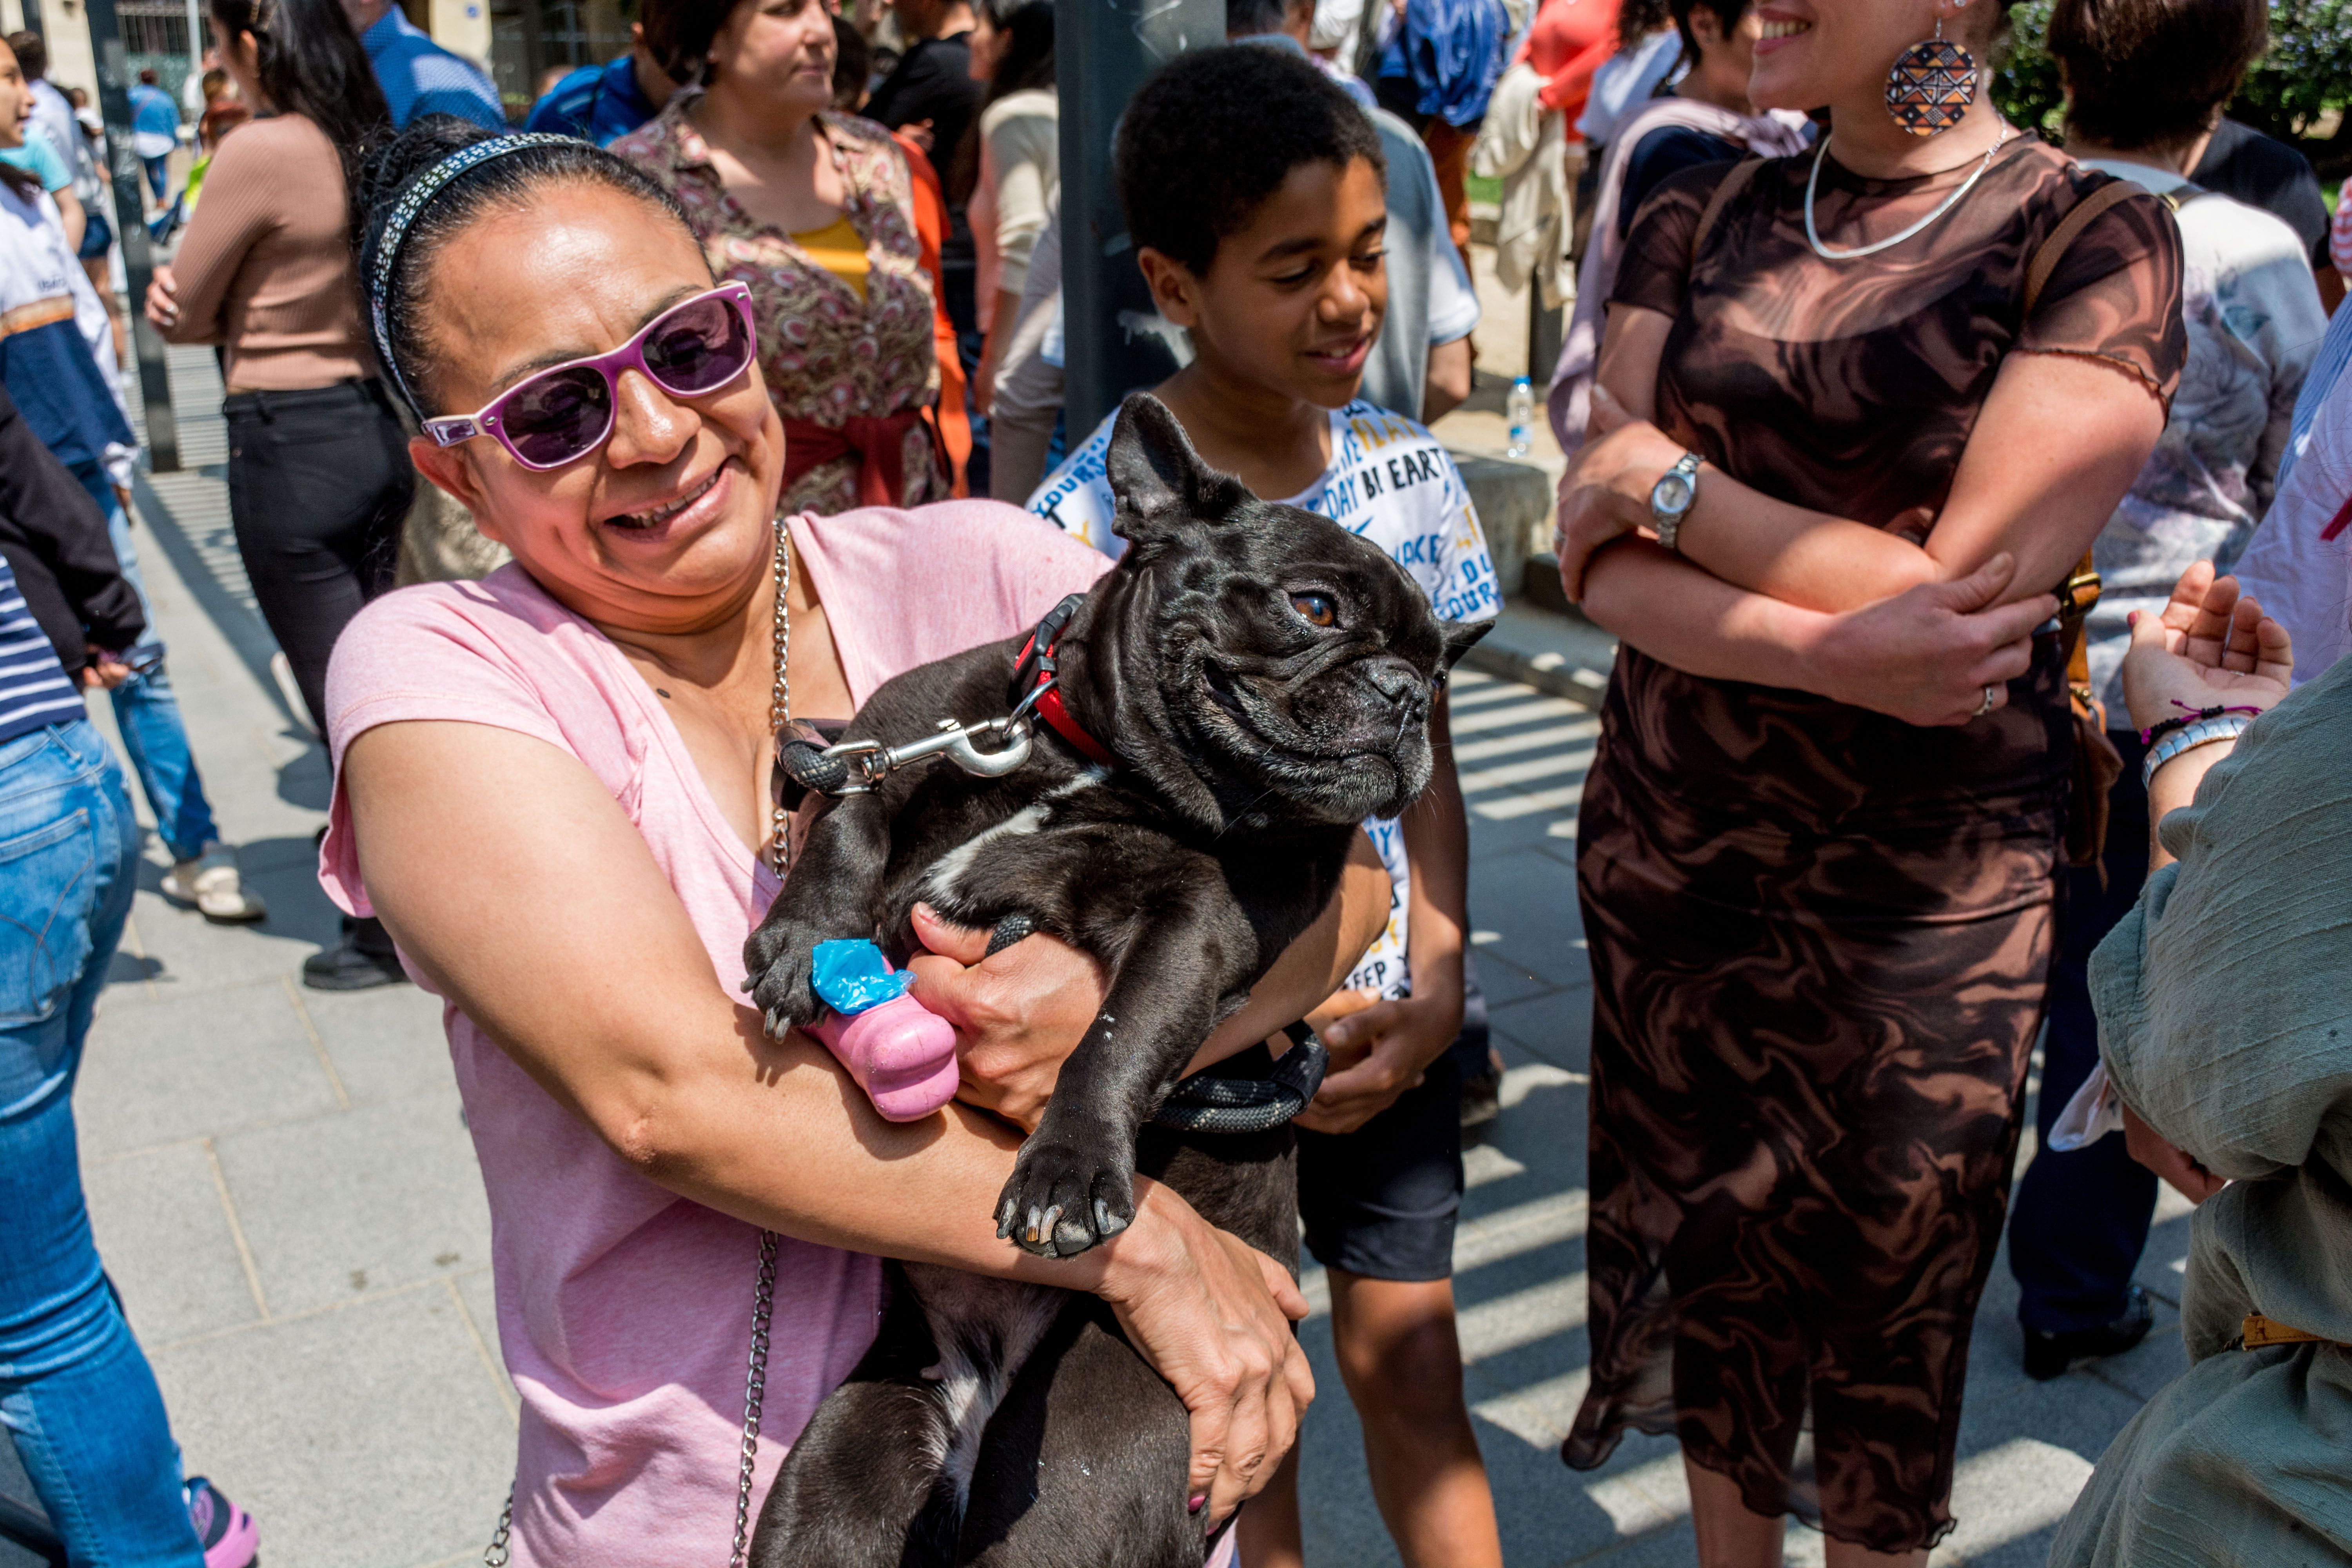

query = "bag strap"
[1688,156,1767,276]
[2022,179,2139,318]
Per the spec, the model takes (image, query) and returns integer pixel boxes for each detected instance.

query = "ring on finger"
[1976,684,1996,717]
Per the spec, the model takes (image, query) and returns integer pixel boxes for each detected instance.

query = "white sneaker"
[160,842,267,924]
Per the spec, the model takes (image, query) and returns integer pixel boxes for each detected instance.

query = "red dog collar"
[1011,594,1119,768]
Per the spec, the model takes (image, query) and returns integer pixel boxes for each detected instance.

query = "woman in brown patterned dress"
[1548,0,2186,1558]
[616,0,951,515]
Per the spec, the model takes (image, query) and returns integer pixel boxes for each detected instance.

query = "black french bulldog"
[741,393,1485,1568]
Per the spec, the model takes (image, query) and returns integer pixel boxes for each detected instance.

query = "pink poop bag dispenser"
[807,940,960,1121]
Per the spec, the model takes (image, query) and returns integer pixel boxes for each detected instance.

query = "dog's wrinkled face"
[1104,394,1487,826]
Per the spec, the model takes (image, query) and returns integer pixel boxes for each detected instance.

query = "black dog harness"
[772,596,1327,1133]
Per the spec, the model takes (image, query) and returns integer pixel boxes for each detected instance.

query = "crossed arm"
[343,717,1390,1521]
[1554,302,2168,724]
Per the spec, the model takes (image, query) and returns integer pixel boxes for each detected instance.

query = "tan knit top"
[159,113,374,392]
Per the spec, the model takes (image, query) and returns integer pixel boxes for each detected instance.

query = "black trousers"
[2007,728,2159,1334]
[223,379,413,730]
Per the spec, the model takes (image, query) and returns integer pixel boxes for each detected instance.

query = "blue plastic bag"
[809,939,915,1016]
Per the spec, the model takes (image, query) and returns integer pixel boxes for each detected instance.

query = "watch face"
[1654,474,1693,515]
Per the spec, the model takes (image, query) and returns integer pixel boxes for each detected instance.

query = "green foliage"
[2238,0,2352,139]
[1992,0,2064,136]
[1993,0,2352,144]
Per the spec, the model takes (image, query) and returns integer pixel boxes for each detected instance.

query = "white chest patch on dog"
[919,768,1109,909]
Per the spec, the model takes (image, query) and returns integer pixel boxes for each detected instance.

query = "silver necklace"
[1804,125,2010,261]
[487,524,792,1568]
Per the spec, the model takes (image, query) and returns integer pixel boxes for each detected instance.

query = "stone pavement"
[1,347,2192,1567]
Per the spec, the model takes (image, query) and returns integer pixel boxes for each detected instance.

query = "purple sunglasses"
[423,283,759,470]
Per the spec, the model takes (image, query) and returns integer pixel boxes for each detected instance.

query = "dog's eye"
[1290,592,1338,628]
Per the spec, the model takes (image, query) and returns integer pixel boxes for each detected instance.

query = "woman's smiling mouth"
[606,464,728,532]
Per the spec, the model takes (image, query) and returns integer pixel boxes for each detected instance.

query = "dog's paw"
[993,1127,1136,1258]
[742,920,823,1037]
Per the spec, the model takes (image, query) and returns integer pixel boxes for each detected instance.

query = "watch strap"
[1653,452,1702,553]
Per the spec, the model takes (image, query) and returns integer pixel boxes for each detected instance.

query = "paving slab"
[299,982,462,1106]
[214,1085,493,1318]
[81,1138,264,1345]
[74,975,345,1160]
[146,1285,516,1568]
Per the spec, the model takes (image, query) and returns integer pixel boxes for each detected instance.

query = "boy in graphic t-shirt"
[1025,43,1503,1568]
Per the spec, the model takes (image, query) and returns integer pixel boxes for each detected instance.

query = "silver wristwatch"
[1650,452,1702,552]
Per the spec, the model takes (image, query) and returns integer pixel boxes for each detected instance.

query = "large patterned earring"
[1885,11,1978,136]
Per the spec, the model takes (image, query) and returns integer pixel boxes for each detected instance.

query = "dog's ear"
[1439,619,1491,672]
[1107,392,1250,548]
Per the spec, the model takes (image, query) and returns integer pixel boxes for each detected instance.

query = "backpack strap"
[2022,178,2140,318]
[1688,156,1767,276]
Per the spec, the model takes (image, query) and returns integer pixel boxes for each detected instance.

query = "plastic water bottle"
[1506,376,1534,458]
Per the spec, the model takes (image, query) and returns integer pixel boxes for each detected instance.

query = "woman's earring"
[1885,10,1978,136]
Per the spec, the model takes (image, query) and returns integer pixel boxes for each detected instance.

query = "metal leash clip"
[779,710,1037,802]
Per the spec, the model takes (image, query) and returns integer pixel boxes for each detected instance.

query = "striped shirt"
[0,554,85,745]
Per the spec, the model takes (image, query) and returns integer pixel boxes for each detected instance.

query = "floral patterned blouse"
[615,91,950,515]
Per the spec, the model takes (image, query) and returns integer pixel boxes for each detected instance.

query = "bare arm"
[1565,303,2165,612]
[1421,338,1472,423]
[346,719,1325,1521]
[54,187,84,255]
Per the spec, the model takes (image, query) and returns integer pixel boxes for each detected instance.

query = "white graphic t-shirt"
[1027,398,1501,999]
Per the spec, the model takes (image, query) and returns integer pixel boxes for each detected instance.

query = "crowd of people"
[4,0,2352,1561]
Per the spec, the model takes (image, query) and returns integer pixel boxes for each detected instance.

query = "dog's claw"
[1093,1198,1129,1238]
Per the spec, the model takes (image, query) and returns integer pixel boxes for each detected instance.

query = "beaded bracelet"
[2140,700,2266,749]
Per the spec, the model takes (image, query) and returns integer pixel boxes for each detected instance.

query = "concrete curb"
[1461,640,1607,710]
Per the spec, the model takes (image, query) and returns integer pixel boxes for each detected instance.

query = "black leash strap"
[1151,1030,1330,1135]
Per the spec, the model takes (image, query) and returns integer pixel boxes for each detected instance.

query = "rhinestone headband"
[367,133,581,417]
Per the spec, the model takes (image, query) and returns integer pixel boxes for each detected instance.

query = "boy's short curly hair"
[1115,45,1386,276]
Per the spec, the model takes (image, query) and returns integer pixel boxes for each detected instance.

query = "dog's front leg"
[743,791,893,1035]
[995,897,1256,1258]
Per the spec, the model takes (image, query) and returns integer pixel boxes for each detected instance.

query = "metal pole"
[1055,0,1222,437]
[82,0,181,472]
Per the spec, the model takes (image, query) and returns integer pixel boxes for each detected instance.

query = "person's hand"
[2119,562,2294,737]
[1094,1179,1315,1532]
[79,650,133,689]
[1811,552,2054,726]
[1553,385,1684,601]
[904,903,1104,1131]
[142,265,178,330]
[1295,982,1462,1134]
[2122,1101,2225,1205]
[903,118,936,154]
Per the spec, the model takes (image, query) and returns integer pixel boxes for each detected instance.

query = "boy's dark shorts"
[1297,1052,1465,1282]
[1296,966,1492,1283]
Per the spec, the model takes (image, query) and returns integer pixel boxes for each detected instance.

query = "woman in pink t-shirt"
[320,119,1386,1563]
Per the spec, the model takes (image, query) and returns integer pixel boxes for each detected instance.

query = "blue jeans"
[141,156,169,203]
[0,720,201,1564]
[75,466,220,862]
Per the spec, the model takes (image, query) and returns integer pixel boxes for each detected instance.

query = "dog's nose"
[1368,661,1424,710]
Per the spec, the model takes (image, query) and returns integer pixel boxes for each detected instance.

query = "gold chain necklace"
[766,517,792,877]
